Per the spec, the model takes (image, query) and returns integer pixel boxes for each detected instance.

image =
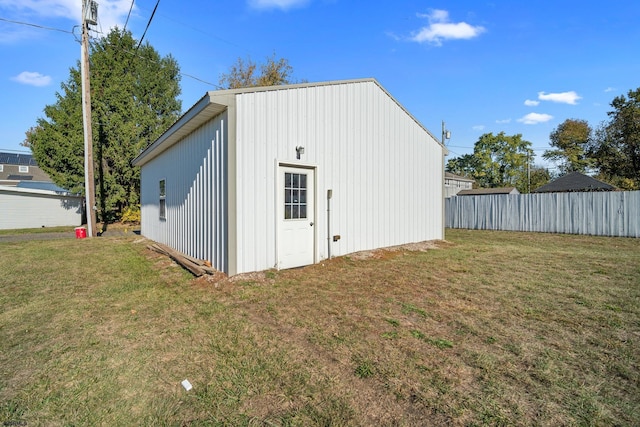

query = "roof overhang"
[0,184,82,198]
[132,93,228,167]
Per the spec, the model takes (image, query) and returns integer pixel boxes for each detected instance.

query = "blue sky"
[1,0,639,171]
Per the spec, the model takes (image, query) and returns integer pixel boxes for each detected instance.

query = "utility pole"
[442,120,451,146]
[81,0,97,237]
[527,151,531,193]
[441,121,451,229]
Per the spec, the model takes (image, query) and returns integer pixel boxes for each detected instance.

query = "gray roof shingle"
[533,172,615,193]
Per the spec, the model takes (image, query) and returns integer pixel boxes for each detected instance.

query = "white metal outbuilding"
[0,185,83,230]
[132,79,446,276]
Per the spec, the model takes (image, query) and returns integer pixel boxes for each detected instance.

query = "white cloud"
[538,91,581,105]
[472,125,485,131]
[0,0,135,34]
[0,0,78,18]
[604,87,616,93]
[410,9,485,46]
[92,1,139,32]
[11,71,51,86]
[517,113,553,125]
[248,0,310,10]
[496,118,511,124]
[524,99,539,107]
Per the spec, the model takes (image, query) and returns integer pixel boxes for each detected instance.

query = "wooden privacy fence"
[445,191,640,237]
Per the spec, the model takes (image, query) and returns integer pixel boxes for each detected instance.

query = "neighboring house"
[0,185,83,230]
[444,172,474,198]
[0,151,83,230]
[0,151,51,186]
[133,78,447,276]
[532,171,616,193]
[457,187,520,196]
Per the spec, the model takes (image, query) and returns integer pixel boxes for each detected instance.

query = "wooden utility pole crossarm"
[81,0,97,237]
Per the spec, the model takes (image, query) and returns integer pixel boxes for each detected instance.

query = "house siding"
[140,112,229,273]
[231,80,444,273]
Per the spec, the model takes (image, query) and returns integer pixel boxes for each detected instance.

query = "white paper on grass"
[181,379,193,391]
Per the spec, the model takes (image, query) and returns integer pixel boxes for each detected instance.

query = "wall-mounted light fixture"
[296,146,305,160]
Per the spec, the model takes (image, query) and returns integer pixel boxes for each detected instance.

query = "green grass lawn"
[1,230,639,426]
[0,226,76,236]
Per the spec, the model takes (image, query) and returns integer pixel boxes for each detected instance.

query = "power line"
[0,16,73,34]
[136,0,160,51]
[124,0,135,31]
[4,8,222,92]
[87,36,221,89]
[134,5,249,54]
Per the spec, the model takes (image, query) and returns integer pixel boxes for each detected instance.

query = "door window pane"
[284,172,308,220]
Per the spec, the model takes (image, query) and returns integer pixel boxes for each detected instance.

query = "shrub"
[120,205,141,224]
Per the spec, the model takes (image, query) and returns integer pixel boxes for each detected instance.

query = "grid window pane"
[283,172,308,220]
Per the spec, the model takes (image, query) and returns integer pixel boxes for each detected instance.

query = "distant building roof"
[533,172,615,193]
[16,181,72,194]
[445,172,475,182]
[0,151,52,184]
[457,187,520,196]
[0,184,82,198]
[0,151,38,166]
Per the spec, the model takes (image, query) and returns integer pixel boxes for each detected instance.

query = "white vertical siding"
[0,188,83,230]
[139,113,228,272]
[233,80,444,274]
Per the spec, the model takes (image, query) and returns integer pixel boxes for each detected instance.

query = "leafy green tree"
[446,154,478,179]
[447,132,534,193]
[529,165,552,192]
[588,88,640,190]
[25,28,182,222]
[543,119,593,174]
[474,132,534,192]
[219,53,296,89]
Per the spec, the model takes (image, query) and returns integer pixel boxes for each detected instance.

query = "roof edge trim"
[132,93,228,166]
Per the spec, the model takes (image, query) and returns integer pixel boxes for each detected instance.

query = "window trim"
[159,179,166,220]
[19,165,29,173]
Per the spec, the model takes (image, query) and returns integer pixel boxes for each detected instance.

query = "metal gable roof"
[132,78,445,167]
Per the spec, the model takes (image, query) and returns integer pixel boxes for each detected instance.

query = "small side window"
[159,179,166,220]
[19,165,29,173]
[0,165,4,172]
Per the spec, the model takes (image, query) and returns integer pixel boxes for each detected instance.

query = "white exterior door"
[277,165,315,269]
